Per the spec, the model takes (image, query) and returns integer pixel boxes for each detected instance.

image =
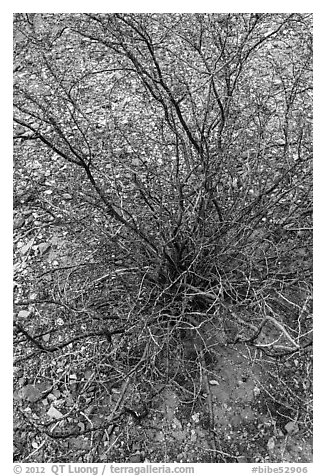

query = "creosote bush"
[13,13,312,462]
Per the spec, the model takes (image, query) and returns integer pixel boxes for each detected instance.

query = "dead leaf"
[20,385,42,403]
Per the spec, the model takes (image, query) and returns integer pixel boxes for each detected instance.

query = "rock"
[191,412,200,423]
[22,209,33,216]
[47,393,57,402]
[154,431,165,442]
[62,193,73,200]
[38,242,51,254]
[267,436,275,451]
[284,421,299,434]
[253,385,261,396]
[20,238,34,255]
[13,217,25,229]
[172,430,187,441]
[13,367,24,378]
[190,429,197,442]
[237,456,248,463]
[47,405,64,420]
[129,453,142,463]
[17,310,32,319]
[78,422,86,432]
[172,417,182,429]
[52,388,61,398]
